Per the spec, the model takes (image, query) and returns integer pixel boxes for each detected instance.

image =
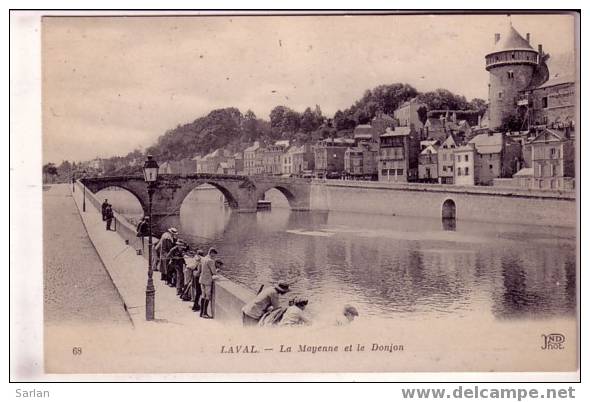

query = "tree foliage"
[133,83,487,166]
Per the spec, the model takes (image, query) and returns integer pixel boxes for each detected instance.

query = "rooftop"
[534,73,576,90]
[380,126,412,137]
[514,167,533,177]
[420,144,439,155]
[244,142,260,152]
[490,22,535,54]
[468,132,503,154]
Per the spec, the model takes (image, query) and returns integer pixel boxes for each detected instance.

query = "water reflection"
[151,188,576,321]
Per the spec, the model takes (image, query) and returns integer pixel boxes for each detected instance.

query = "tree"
[43,163,58,183]
[300,107,316,133]
[468,98,488,117]
[333,110,356,131]
[417,105,428,126]
[417,89,469,111]
[269,105,300,138]
[242,109,258,142]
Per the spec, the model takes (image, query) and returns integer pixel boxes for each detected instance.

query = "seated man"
[279,297,311,327]
[241,281,290,326]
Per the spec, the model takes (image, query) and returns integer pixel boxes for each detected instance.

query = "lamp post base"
[146,287,155,321]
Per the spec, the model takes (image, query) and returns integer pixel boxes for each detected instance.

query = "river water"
[100,186,577,323]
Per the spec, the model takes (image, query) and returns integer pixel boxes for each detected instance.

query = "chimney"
[526,33,530,43]
[494,33,501,44]
[538,44,543,56]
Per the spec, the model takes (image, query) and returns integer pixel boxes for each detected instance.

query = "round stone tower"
[485,22,539,129]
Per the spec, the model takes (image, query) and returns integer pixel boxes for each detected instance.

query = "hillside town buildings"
[92,20,574,193]
[378,126,420,182]
[418,144,439,183]
[437,134,458,184]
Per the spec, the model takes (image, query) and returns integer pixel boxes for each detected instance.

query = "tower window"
[511,52,515,59]
[498,91,503,99]
[507,71,514,79]
[542,97,548,108]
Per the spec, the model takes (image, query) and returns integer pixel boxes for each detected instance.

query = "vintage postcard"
[12,10,580,380]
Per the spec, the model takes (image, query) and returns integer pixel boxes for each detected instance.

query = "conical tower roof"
[489,22,536,54]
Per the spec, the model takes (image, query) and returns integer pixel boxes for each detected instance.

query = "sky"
[41,13,576,164]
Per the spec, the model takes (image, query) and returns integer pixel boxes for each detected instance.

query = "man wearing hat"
[198,247,219,319]
[241,281,290,326]
[156,227,178,284]
[166,239,188,296]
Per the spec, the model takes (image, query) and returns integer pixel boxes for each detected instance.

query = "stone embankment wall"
[310,180,576,227]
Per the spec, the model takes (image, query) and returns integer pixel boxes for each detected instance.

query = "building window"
[511,52,515,59]
[550,148,556,158]
[397,169,404,176]
[457,155,461,162]
[442,166,447,172]
[458,168,462,176]
[542,97,548,108]
[498,91,503,99]
[449,166,453,172]
[507,71,514,79]
[465,167,470,175]
[489,164,493,170]
[464,155,469,162]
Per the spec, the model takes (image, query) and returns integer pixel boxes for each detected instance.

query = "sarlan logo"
[541,333,566,350]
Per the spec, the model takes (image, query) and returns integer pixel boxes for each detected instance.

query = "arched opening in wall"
[95,186,144,221]
[259,186,296,210]
[441,198,457,231]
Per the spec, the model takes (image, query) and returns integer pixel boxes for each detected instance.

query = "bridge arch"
[175,180,240,212]
[81,181,148,214]
[256,185,298,208]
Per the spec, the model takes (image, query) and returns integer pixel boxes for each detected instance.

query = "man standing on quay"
[101,199,109,221]
[155,227,178,283]
[199,248,219,319]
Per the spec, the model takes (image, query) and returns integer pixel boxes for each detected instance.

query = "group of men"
[151,227,220,319]
[241,282,359,327]
[141,223,359,326]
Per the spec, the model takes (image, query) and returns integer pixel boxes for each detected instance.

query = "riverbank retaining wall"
[309,180,576,227]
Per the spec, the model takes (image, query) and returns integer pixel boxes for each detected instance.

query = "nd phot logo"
[541,333,566,350]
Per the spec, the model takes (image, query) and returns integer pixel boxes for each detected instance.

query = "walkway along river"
[99,185,576,324]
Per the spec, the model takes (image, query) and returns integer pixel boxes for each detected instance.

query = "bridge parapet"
[80,173,312,216]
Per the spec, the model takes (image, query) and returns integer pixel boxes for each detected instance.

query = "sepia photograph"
[11,10,580,381]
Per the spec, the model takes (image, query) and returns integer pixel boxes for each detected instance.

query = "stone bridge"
[80,174,312,216]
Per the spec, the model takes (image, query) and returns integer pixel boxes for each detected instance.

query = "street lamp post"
[82,169,87,212]
[72,172,75,193]
[143,155,159,321]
